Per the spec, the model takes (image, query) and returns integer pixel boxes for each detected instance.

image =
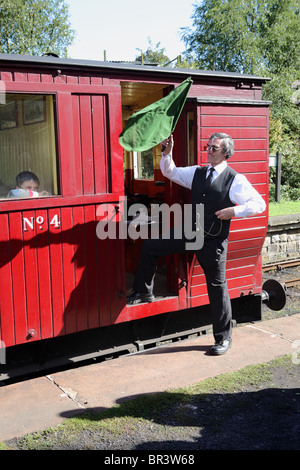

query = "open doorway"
[120,81,176,299]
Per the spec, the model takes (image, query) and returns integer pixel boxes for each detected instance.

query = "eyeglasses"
[206,145,222,153]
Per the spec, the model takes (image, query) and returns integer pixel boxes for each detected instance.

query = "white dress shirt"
[160,153,266,218]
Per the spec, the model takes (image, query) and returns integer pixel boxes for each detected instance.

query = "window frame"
[0,92,60,201]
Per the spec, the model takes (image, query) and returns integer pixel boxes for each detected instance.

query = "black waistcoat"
[191,165,237,240]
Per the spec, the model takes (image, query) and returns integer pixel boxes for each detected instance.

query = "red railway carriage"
[0,53,274,364]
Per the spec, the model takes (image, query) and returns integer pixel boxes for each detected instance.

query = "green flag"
[119,77,193,152]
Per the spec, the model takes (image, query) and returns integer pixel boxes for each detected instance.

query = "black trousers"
[133,232,232,343]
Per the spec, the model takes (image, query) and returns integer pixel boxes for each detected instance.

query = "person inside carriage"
[7,171,50,198]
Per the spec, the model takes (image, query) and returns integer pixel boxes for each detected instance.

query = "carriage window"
[0,94,58,199]
[133,148,154,180]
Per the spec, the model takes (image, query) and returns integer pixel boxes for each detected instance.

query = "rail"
[283,278,300,289]
[262,258,300,272]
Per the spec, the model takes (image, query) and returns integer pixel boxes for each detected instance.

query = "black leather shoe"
[210,339,232,356]
[127,291,155,305]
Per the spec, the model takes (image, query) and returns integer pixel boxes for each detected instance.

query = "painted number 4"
[23,214,61,231]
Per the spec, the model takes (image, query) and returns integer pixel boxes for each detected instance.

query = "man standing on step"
[127,133,266,355]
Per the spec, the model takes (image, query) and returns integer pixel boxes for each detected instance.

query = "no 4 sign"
[23,214,61,231]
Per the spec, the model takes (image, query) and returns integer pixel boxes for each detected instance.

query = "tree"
[180,0,300,75]
[180,0,300,201]
[135,38,170,66]
[264,69,300,139]
[135,38,197,69]
[263,69,300,201]
[0,0,75,57]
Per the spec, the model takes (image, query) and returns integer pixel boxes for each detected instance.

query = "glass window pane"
[133,148,154,180]
[0,94,58,199]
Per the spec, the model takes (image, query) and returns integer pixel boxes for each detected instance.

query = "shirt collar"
[208,160,227,175]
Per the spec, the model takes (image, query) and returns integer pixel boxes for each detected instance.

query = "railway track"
[262,258,300,289]
[283,278,300,289]
[262,258,300,272]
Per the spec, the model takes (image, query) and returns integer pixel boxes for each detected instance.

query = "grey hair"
[209,132,234,159]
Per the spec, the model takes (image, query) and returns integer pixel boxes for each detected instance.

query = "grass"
[2,354,294,450]
[269,200,300,217]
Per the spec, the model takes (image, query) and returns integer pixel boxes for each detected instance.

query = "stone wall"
[262,213,300,265]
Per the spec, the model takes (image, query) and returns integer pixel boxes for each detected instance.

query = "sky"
[66,0,195,62]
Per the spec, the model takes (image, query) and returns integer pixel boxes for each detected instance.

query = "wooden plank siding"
[0,55,270,348]
[0,205,126,347]
[188,104,268,307]
[0,64,125,347]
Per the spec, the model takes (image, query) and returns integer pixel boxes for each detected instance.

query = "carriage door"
[165,102,196,306]
[67,90,125,327]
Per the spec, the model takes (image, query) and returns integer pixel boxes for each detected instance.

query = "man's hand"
[161,135,174,156]
[215,207,235,220]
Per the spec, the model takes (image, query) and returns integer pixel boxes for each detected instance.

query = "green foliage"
[134,38,197,69]
[135,38,170,66]
[0,0,76,57]
[264,69,300,138]
[263,69,300,201]
[175,55,198,69]
[181,0,263,73]
[180,0,300,75]
[178,0,300,201]
[268,135,300,202]
[269,201,300,216]
[262,1,300,74]
[269,144,300,202]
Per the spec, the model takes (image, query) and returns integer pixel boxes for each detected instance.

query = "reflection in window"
[133,148,154,180]
[0,94,58,199]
